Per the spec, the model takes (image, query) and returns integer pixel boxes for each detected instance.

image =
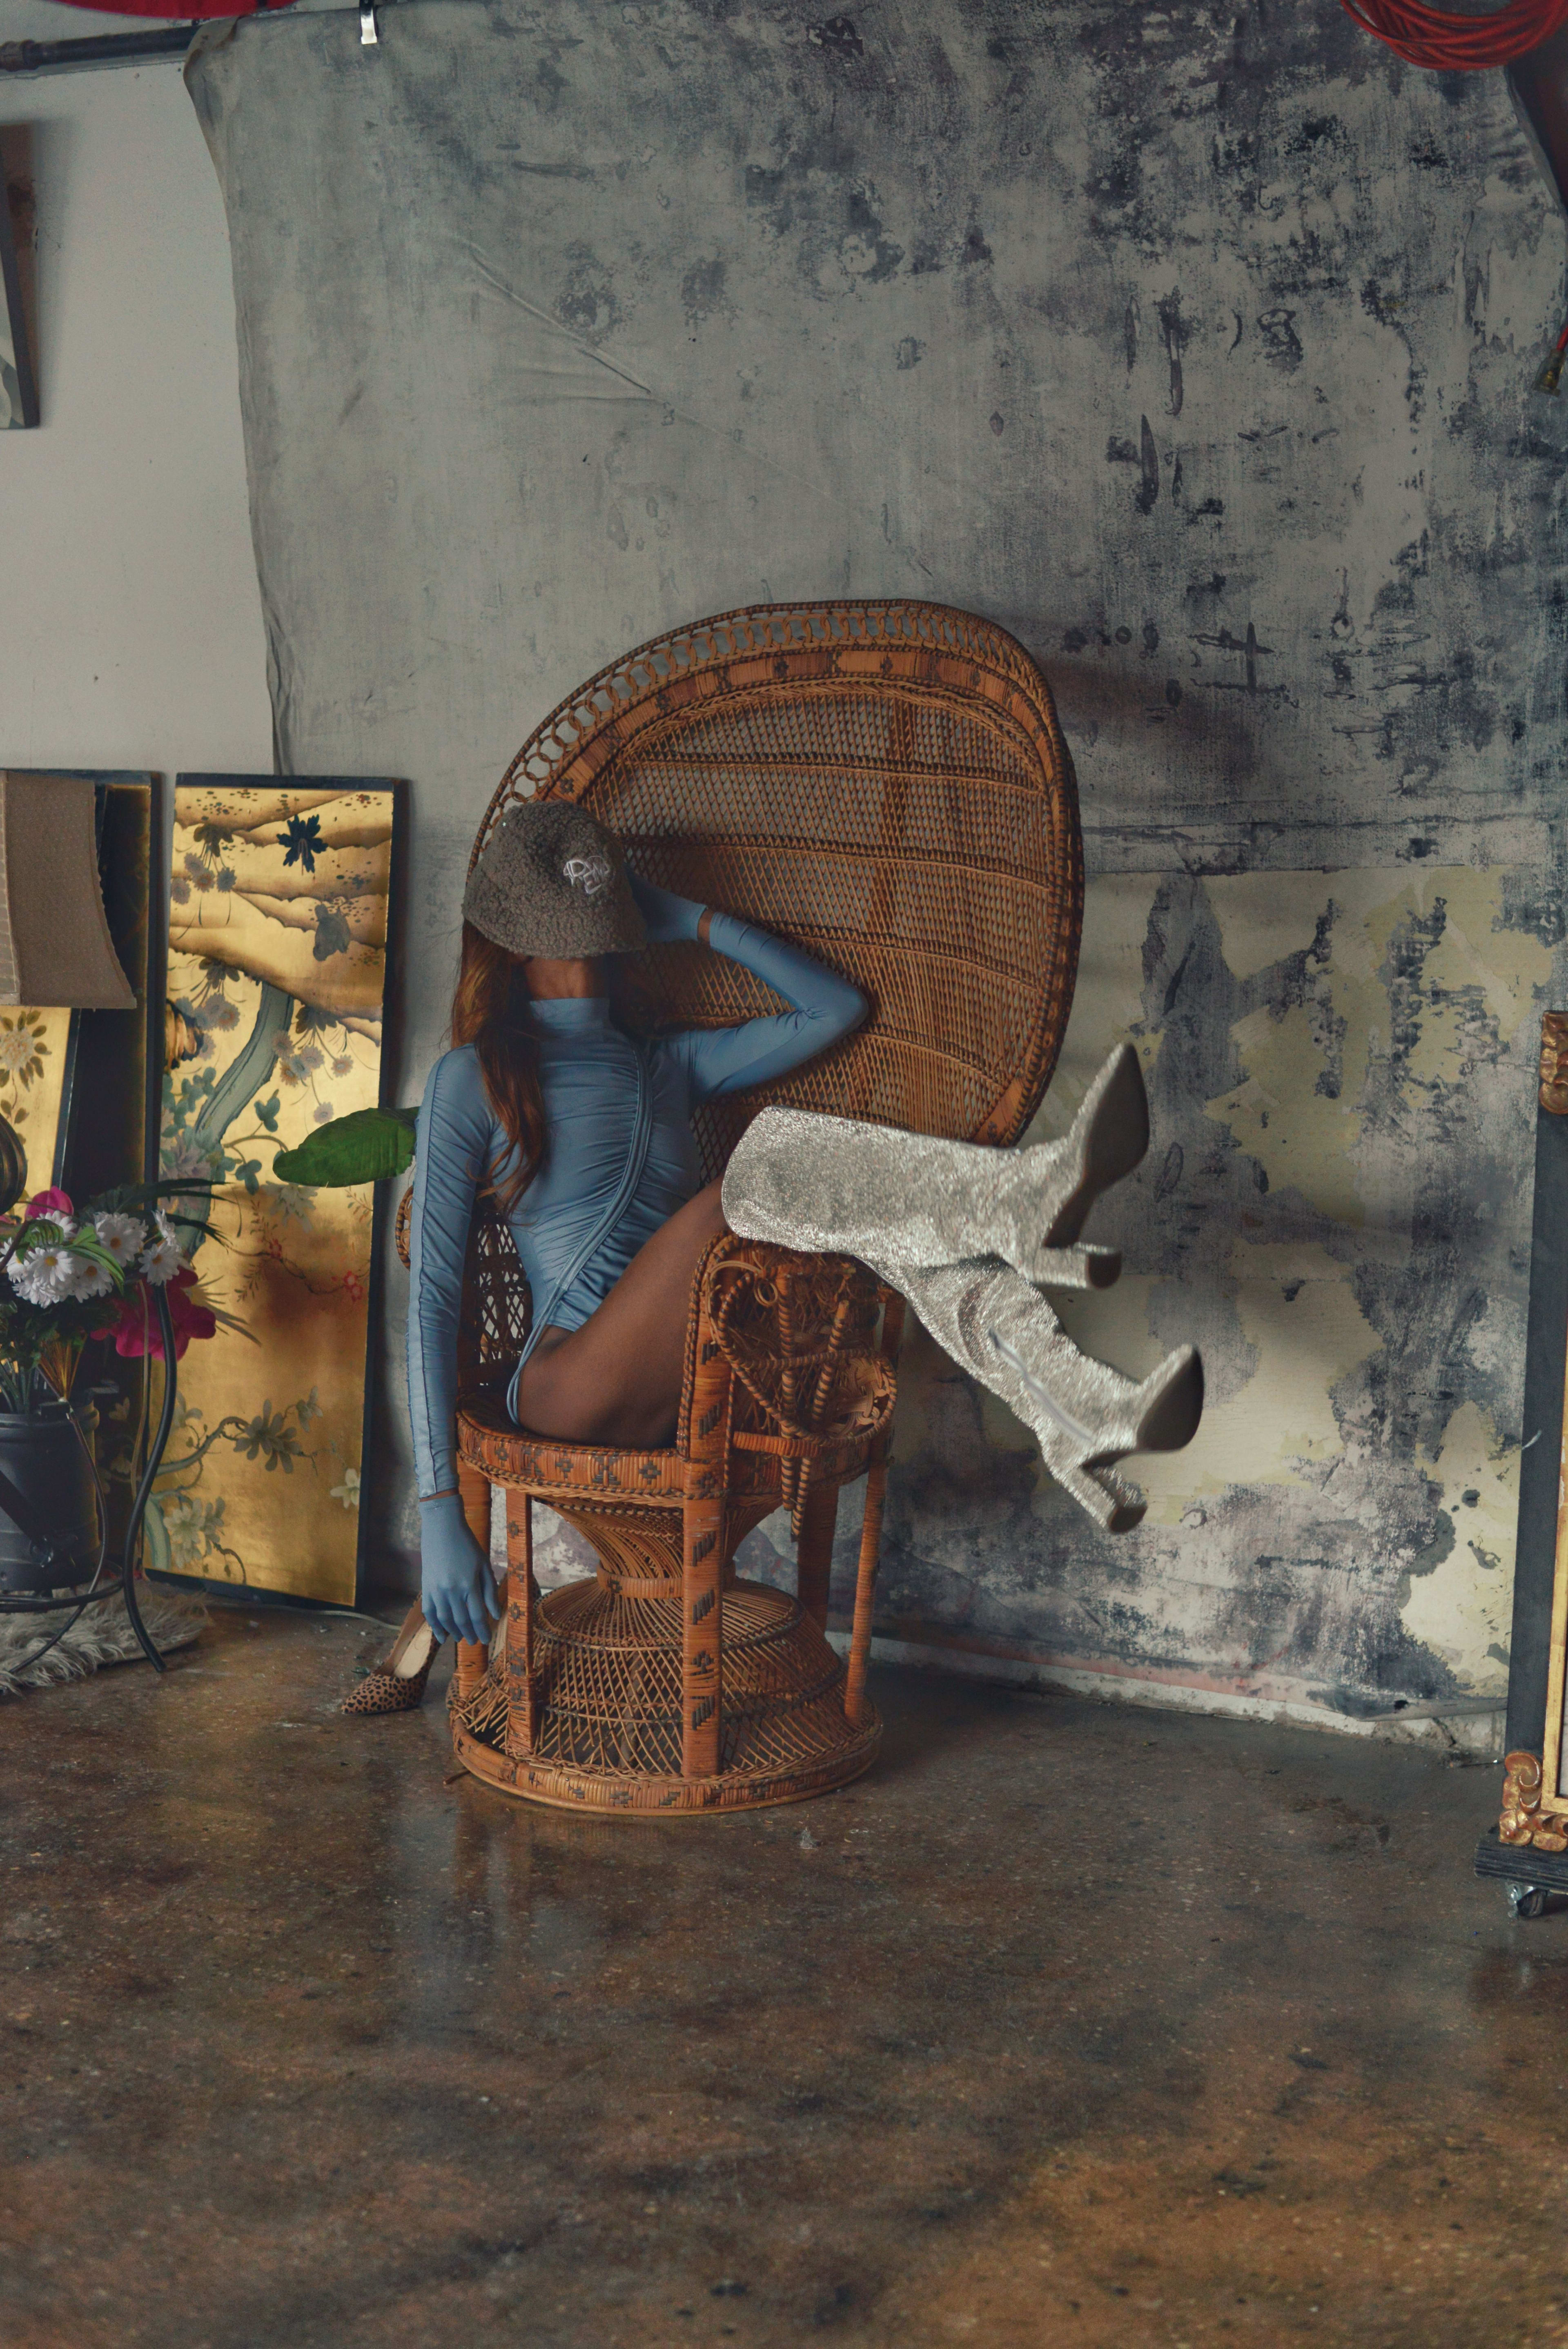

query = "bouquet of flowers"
[0,1184,233,1413]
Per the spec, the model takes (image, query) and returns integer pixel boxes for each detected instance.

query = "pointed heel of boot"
[1055,1459,1148,1534]
[1033,1244,1122,1292]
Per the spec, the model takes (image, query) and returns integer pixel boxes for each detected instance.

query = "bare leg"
[512,1178,728,1447]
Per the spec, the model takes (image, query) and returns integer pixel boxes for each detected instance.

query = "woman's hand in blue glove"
[419,1492,498,1647]
[627,868,705,946]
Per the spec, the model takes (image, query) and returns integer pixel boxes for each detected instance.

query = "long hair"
[450,923,546,1216]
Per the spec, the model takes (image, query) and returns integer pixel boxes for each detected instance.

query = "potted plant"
[0,1185,224,1594]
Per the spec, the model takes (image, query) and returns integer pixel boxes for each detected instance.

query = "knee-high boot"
[878,1256,1200,1532]
[721,1044,1149,1290]
[720,1046,1202,1533]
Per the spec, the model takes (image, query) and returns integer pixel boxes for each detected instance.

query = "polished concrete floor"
[0,1607,1560,2349]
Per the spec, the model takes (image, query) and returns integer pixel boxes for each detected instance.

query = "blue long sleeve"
[406,1048,494,1499]
[679,910,866,1101]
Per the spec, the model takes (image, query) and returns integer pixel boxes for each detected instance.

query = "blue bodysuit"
[408,907,866,1501]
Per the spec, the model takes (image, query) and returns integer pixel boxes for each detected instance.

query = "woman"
[408,801,1201,1652]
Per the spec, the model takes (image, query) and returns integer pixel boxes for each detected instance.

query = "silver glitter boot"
[840,1254,1199,1532]
[721,1057,1202,1532]
[721,1044,1149,1293]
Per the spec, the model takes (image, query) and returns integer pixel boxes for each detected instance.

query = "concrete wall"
[0,8,270,777]
[183,0,1568,1737]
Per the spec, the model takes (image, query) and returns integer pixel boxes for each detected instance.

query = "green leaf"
[271,1107,417,1189]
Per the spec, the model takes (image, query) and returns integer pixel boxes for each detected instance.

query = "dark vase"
[0,1402,100,1595]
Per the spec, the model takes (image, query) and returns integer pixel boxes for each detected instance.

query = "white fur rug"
[0,1588,206,1696]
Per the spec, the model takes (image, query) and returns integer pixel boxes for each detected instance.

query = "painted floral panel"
[0,1007,71,1192]
[152,784,394,1603]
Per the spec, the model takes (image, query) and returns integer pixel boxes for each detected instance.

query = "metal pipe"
[116,1280,179,1674]
[0,24,196,75]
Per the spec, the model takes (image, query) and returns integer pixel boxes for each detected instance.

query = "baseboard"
[826,1625,1506,1759]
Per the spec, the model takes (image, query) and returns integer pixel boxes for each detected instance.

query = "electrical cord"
[1341,0,1568,69]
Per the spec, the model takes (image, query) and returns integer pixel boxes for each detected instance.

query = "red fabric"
[1341,0,1568,69]
[49,0,293,17]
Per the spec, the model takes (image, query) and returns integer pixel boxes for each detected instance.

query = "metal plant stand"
[0,1284,178,1674]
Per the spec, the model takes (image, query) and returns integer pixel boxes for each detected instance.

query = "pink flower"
[25,1187,73,1220]
[101,1267,218,1363]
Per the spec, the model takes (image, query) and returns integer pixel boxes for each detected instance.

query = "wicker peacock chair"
[426,599,1082,1815]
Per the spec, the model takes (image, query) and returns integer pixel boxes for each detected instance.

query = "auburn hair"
[450,923,547,1216]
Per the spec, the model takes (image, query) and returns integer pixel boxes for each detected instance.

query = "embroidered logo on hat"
[464,798,646,957]
[563,855,611,899]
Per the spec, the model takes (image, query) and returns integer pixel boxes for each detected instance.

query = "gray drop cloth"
[186,5,1567,1721]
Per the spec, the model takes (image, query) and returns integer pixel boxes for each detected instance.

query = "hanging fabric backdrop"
[187,0,1568,1728]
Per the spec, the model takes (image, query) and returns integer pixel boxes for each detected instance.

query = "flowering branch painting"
[0,1008,72,1198]
[154,783,395,1603]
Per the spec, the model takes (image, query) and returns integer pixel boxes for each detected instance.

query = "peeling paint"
[1402,1400,1515,1692]
[880,861,1552,1715]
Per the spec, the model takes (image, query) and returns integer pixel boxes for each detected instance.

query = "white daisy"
[9,1239,76,1303]
[59,1255,113,1302]
[140,1215,186,1287]
[7,1257,52,1305]
[93,1212,147,1269]
[140,1237,185,1286]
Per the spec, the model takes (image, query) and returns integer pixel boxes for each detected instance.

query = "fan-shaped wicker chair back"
[473,599,1083,1160]
[443,601,1085,1816]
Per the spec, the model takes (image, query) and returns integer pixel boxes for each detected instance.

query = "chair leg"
[681,1486,724,1779]
[796,1481,837,1633]
[844,1439,891,1728]
[845,1293,903,1728]
[455,1458,492,1703]
[505,1492,536,1758]
[681,1303,734,1783]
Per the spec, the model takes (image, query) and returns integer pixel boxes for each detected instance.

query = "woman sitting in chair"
[410,801,1202,1650]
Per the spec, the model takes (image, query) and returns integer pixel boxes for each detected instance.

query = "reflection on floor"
[0,1607,1550,2347]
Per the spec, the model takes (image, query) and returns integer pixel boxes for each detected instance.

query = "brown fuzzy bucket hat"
[463,799,648,958]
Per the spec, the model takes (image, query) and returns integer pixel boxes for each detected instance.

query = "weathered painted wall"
[187,0,1568,1724]
[849,862,1554,1724]
[0,14,271,779]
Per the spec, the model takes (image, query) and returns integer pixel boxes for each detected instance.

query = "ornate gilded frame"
[1494,1013,1568,1858]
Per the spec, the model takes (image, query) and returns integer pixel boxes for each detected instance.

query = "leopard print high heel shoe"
[342,1603,441,1716]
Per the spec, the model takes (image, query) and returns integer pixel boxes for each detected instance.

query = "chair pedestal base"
[449,1574,881,1815]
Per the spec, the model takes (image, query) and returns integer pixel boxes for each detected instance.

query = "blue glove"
[419,1493,498,1648]
[627,868,705,946]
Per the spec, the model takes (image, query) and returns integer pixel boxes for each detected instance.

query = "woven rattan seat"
[434,599,1082,1814]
